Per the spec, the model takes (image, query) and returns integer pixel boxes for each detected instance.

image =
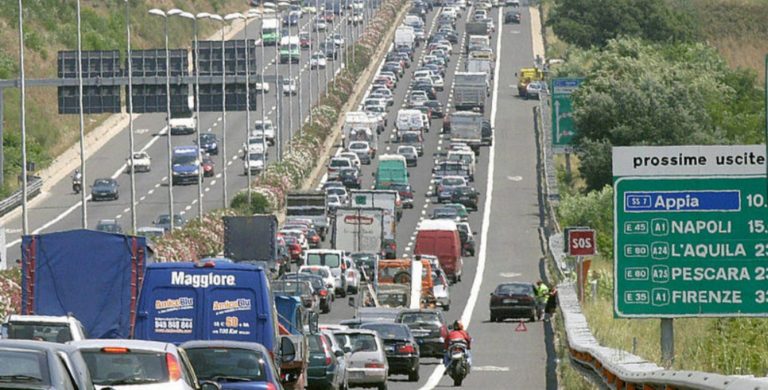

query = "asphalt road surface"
[1,4,377,261]
[307,3,551,389]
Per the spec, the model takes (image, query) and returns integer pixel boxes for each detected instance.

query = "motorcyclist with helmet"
[443,320,472,369]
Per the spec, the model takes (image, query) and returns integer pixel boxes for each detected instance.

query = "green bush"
[230,191,271,215]
[557,185,613,259]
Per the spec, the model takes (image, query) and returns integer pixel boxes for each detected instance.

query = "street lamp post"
[76,0,88,229]
[148,8,175,230]
[125,0,137,233]
[18,0,29,235]
[258,9,268,176]
[307,17,313,123]
[225,11,257,204]
[168,9,203,221]
[200,13,228,209]
[288,15,294,153]
[274,23,282,162]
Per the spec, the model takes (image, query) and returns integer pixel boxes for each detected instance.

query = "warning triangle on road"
[515,320,527,332]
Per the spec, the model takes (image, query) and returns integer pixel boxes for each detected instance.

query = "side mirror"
[490,292,493,296]
[334,349,345,357]
[343,344,353,354]
[280,336,296,363]
[448,324,454,330]
[348,296,356,307]
[308,311,319,334]
[200,381,222,390]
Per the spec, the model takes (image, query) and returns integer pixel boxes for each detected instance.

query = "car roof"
[0,339,81,353]
[180,340,271,353]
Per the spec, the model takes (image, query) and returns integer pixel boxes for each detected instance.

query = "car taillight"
[320,335,333,365]
[266,383,278,390]
[311,236,320,242]
[319,289,328,296]
[405,191,413,198]
[397,344,416,354]
[166,353,182,382]
[365,362,386,368]
[389,242,396,250]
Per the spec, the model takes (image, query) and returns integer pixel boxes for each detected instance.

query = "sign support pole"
[576,255,583,302]
[764,54,767,193]
[661,318,674,367]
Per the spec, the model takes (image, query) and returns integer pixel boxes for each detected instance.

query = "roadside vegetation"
[0,1,245,197]
[542,0,768,378]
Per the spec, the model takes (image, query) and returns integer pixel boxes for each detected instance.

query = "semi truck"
[286,191,329,240]
[453,72,488,112]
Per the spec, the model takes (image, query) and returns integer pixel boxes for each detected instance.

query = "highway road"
[303,3,552,389]
[1,4,378,261]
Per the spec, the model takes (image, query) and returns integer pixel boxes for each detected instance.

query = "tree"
[547,0,694,49]
[564,38,760,191]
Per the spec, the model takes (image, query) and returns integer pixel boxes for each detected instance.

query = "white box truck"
[333,207,385,253]
[453,72,488,112]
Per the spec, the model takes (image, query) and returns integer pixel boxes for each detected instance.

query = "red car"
[323,11,335,23]
[282,235,304,262]
[299,32,311,48]
[202,157,215,177]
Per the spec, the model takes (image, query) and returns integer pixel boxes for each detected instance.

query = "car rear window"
[497,284,534,295]
[399,312,441,324]
[186,347,267,382]
[82,350,169,386]
[306,253,341,268]
[301,267,330,278]
[0,350,50,385]
[361,323,411,340]
[345,334,379,352]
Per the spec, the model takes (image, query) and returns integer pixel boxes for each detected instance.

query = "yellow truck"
[516,67,544,98]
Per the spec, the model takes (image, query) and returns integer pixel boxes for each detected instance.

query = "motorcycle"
[72,175,82,194]
[446,340,470,386]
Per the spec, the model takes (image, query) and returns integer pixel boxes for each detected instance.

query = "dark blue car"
[90,178,119,201]
[182,341,282,390]
[198,132,219,155]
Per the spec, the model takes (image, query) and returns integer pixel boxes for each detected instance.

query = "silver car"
[0,339,95,389]
[333,329,388,389]
[72,339,221,390]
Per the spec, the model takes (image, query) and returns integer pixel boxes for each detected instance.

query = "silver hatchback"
[334,329,388,389]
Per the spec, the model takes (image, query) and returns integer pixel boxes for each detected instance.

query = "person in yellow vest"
[534,280,549,320]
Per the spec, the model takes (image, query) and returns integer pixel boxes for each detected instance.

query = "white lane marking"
[140,196,146,201]
[116,214,122,219]
[474,366,511,372]
[500,272,522,278]
[185,205,192,211]
[210,180,217,186]
[507,175,523,181]
[180,211,186,216]
[191,199,198,205]
[421,8,503,389]
[123,207,130,213]
[148,189,155,195]
[216,173,222,178]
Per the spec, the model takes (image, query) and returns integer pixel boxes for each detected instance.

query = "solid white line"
[420,8,503,389]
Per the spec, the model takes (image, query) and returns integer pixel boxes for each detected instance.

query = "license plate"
[503,298,518,303]
[460,196,470,200]
[386,346,395,352]
[349,371,364,379]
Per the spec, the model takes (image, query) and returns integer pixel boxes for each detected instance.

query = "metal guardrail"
[0,176,43,217]
[535,96,768,390]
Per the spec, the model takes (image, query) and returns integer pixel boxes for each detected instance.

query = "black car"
[490,282,537,322]
[411,83,437,100]
[338,167,361,189]
[281,273,334,313]
[482,119,494,146]
[360,322,420,381]
[423,100,444,118]
[504,11,521,24]
[450,185,480,211]
[96,218,123,234]
[91,178,119,201]
[197,132,219,155]
[395,309,447,358]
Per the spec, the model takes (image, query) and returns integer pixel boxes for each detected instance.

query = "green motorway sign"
[613,145,768,317]
[550,78,583,150]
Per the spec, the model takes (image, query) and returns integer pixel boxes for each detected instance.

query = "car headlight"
[172,171,181,176]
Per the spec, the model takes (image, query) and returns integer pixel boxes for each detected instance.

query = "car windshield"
[248,153,265,161]
[361,323,410,340]
[327,188,346,197]
[401,133,420,142]
[254,122,272,130]
[82,350,168,386]
[349,142,367,150]
[132,153,146,159]
[157,215,182,225]
[389,183,410,192]
[497,283,534,295]
[0,350,50,385]
[284,274,324,290]
[433,208,457,217]
[97,222,120,232]
[185,347,267,382]
[94,179,112,186]
[200,133,216,142]
[172,155,197,165]
[398,147,415,155]
[330,159,350,168]
[305,252,341,268]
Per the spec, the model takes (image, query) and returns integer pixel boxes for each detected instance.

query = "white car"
[326,186,349,205]
[299,265,337,291]
[369,89,394,106]
[347,141,373,163]
[254,80,270,93]
[343,256,360,294]
[331,33,345,47]
[243,151,265,175]
[431,75,445,91]
[73,339,220,390]
[334,329,388,389]
[328,156,354,180]
[327,194,343,211]
[432,268,451,310]
[253,120,276,145]
[126,151,151,173]
[338,151,362,169]
[310,52,327,69]
[242,136,267,157]
[314,18,328,31]
[505,0,520,6]
[282,78,298,95]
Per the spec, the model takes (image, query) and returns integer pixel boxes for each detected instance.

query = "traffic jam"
[0,0,540,389]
